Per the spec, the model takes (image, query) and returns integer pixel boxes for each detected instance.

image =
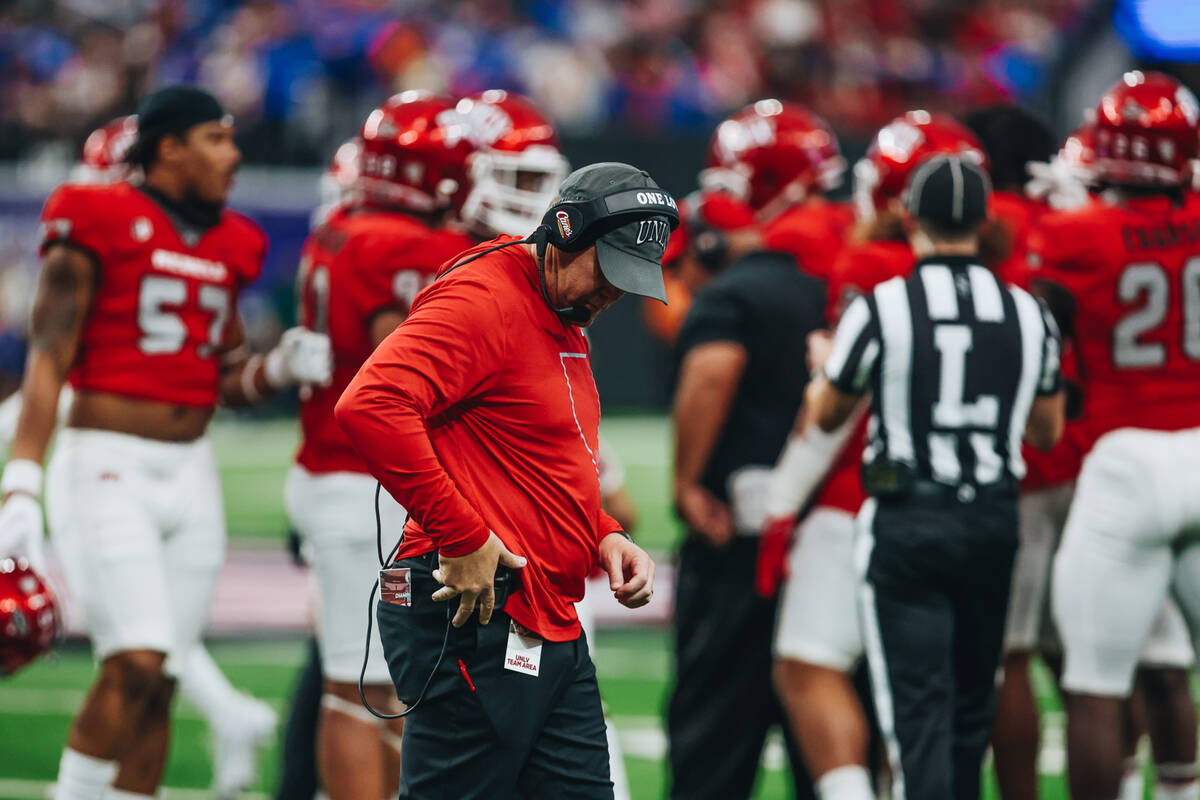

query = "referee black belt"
[875,478,1018,507]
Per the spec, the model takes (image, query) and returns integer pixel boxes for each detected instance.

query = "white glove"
[264,327,333,389]
[0,494,46,573]
[1025,158,1091,212]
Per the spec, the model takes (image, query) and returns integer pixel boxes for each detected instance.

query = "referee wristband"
[1,459,43,498]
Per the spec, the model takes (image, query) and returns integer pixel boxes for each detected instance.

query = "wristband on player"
[764,411,861,518]
[263,346,292,391]
[241,354,265,404]
[1,459,44,498]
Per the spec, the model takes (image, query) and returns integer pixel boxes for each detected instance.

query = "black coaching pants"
[667,535,816,800]
[858,493,1018,800]
[376,553,612,800]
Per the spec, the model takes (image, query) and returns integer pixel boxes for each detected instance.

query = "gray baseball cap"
[553,163,678,304]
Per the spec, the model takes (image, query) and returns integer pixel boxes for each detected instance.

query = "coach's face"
[176,120,241,207]
[544,244,625,327]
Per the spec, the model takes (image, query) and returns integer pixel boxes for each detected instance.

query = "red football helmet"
[701,99,845,216]
[1093,70,1200,187]
[1060,120,1097,178]
[663,190,757,266]
[358,90,475,214]
[71,115,138,184]
[313,137,363,227]
[458,90,570,237]
[0,558,58,677]
[853,110,988,221]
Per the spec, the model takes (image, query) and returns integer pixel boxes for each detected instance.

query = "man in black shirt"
[805,155,1064,800]
[668,196,822,800]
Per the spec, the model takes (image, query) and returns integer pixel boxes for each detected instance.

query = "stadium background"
[0,0,1198,797]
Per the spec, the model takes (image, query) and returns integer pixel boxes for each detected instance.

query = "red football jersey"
[295,208,473,474]
[989,190,1047,289]
[336,236,623,640]
[1030,193,1200,439]
[762,201,854,281]
[826,240,915,322]
[816,239,916,514]
[988,191,1092,489]
[39,182,266,407]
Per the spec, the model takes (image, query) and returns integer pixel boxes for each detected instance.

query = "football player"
[457,89,570,240]
[286,90,475,800]
[969,105,1197,800]
[3,111,283,799]
[1036,71,1200,800]
[758,111,988,800]
[701,99,852,282]
[0,85,331,800]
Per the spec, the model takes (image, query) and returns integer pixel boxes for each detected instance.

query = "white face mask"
[461,146,570,237]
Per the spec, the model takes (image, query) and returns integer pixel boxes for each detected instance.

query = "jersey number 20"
[1113,257,1200,367]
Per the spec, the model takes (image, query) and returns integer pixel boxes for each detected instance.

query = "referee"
[804,155,1064,800]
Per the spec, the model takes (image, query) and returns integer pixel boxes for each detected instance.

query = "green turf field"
[0,414,1146,798]
[1,632,1074,799]
[212,414,685,553]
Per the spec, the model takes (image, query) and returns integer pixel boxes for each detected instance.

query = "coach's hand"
[599,532,656,609]
[432,532,526,627]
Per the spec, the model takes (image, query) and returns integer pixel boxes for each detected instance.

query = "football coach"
[336,163,675,799]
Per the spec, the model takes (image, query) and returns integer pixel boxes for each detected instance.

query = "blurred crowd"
[1,0,1091,165]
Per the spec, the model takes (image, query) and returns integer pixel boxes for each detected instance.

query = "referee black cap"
[904,154,991,234]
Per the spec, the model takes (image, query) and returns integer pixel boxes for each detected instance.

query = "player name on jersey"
[150,249,228,283]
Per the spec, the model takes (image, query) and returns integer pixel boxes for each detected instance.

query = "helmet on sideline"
[1093,70,1199,187]
[358,91,475,214]
[700,99,844,215]
[458,90,570,237]
[0,557,58,677]
[853,110,988,222]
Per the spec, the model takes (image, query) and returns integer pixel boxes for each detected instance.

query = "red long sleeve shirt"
[335,236,623,641]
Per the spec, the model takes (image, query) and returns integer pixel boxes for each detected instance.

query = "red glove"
[756,515,798,598]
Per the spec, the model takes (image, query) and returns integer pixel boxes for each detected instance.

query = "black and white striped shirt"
[824,255,1061,487]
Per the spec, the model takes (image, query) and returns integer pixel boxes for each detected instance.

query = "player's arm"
[0,244,94,566]
[1025,393,1065,451]
[368,310,406,348]
[672,340,746,544]
[765,399,863,519]
[218,314,332,407]
[8,244,95,471]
